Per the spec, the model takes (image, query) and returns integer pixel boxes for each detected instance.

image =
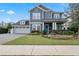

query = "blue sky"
[0,3,69,23]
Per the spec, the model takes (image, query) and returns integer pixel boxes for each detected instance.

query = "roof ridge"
[37,4,52,12]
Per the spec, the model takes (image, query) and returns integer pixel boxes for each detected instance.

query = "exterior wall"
[30,7,43,21]
[44,12,52,19]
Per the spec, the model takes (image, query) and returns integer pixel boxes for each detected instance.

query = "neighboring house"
[11,20,30,34]
[63,18,72,30]
[29,5,67,33]
[0,21,8,28]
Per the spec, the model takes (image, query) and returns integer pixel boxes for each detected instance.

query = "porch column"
[52,22,57,30]
[54,22,57,30]
[42,22,44,31]
[52,22,55,30]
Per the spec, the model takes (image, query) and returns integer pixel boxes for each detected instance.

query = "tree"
[7,23,12,33]
[68,3,79,38]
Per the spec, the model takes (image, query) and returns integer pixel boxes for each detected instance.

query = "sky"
[0,3,69,23]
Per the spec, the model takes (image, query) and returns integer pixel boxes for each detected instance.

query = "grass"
[4,35,79,45]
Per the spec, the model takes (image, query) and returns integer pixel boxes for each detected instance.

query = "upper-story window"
[32,13,40,19]
[44,12,51,19]
[54,14,60,19]
[20,21,25,25]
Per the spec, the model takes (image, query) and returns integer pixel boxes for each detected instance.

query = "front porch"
[43,22,63,33]
[30,22,64,33]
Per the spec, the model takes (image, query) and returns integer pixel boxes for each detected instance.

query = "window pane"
[54,14,60,19]
[32,13,40,19]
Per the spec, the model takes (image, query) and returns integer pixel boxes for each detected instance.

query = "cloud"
[5,18,13,23]
[0,9,5,13]
[6,10,16,15]
[6,18,10,21]
[5,18,11,22]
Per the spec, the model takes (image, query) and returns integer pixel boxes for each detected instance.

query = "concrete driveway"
[0,34,25,44]
[0,45,79,56]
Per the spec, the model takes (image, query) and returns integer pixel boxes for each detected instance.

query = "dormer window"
[32,13,40,19]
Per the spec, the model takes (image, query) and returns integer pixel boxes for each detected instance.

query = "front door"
[44,23,52,34]
[45,24,49,34]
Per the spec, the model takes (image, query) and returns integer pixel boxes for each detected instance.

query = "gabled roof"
[14,20,29,25]
[29,5,63,14]
[29,5,53,12]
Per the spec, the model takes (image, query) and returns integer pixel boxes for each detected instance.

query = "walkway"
[0,45,79,56]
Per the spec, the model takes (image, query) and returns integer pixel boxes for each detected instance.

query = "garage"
[10,20,30,34]
[14,27,30,34]
[11,25,30,34]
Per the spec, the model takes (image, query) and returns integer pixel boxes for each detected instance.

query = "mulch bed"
[51,35,74,40]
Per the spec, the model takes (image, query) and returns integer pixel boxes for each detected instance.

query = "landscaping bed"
[51,35,74,40]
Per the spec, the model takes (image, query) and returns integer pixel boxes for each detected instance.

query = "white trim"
[54,22,57,30]
[42,22,44,31]
[51,12,52,19]
[42,11,44,19]
[52,22,57,30]
[52,22,55,30]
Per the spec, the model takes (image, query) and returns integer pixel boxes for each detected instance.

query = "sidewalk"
[0,45,79,56]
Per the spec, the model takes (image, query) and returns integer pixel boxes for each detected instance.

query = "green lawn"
[4,35,79,45]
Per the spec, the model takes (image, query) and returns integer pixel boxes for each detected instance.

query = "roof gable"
[29,5,52,12]
[15,20,29,25]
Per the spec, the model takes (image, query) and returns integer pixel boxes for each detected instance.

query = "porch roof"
[42,19,67,23]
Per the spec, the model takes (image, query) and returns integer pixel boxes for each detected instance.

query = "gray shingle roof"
[14,20,29,25]
[29,4,63,13]
[29,4,52,12]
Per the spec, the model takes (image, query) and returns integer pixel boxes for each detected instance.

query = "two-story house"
[29,5,67,33]
[11,5,67,34]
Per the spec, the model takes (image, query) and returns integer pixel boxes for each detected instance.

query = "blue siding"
[30,7,63,21]
[44,12,52,19]
[30,7,42,20]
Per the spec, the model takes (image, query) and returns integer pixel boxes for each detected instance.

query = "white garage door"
[14,27,30,34]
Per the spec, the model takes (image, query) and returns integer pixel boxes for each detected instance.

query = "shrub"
[31,31,42,35]
[52,30,75,35]
[0,27,8,34]
[62,30,75,35]
[42,29,48,35]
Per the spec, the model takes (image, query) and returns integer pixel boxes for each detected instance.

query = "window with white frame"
[20,21,25,25]
[54,14,60,19]
[32,13,40,19]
